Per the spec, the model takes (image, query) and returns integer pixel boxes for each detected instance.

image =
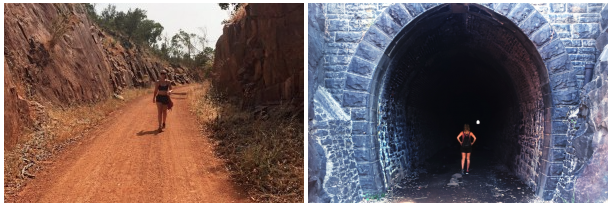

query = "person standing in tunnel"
[457,124,476,175]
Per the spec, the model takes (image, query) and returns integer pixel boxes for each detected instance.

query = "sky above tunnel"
[94,3,231,49]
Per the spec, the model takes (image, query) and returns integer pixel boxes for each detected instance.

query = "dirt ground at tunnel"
[6,85,250,203]
[389,146,538,203]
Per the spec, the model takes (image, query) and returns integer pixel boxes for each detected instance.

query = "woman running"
[456,124,476,175]
[153,70,172,131]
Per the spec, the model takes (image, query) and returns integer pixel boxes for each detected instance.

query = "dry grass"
[4,87,151,199]
[188,82,304,203]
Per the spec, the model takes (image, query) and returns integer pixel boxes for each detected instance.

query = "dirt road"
[11,85,250,203]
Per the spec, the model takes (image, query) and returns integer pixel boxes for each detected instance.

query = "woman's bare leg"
[162,105,168,125]
[466,153,471,172]
[461,153,466,170]
[156,102,163,129]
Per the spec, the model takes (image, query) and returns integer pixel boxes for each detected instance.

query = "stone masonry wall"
[552,3,608,203]
[308,3,606,203]
[531,3,605,88]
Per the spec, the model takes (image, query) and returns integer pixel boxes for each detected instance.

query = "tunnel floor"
[385,145,537,203]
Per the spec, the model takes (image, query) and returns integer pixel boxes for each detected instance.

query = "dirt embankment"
[4,3,191,151]
[212,3,304,107]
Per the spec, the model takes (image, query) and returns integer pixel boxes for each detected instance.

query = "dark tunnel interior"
[372,4,548,191]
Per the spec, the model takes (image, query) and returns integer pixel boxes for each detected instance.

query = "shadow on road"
[136,129,161,136]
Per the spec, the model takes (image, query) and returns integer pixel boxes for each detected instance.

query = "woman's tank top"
[158,81,169,91]
[462,132,472,147]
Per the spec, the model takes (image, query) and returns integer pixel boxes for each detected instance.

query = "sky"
[94,3,231,49]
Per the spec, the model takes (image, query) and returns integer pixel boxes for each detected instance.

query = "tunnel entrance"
[362,4,553,198]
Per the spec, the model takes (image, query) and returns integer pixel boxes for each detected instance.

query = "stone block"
[578,47,596,55]
[548,14,576,23]
[335,32,363,43]
[363,26,392,50]
[352,121,371,135]
[545,54,572,74]
[553,90,579,105]
[539,40,565,61]
[571,61,584,66]
[344,3,360,13]
[600,4,608,29]
[552,24,570,33]
[552,106,570,120]
[354,42,383,63]
[557,33,571,38]
[375,13,402,38]
[588,6,601,13]
[329,120,351,135]
[315,130,329,137]
[552,135,568,148]
[578,13,600,23]
[550,71,577,91]
[327,3,344,14]
[325,79,344,90]
[351,108,367,120]
[520,13,548,35]
[507,3,534,25]
[549,3,565,13]
[494,3,517,16]
[355,148,372,162]
[571,23,599,39]
[352,135,372,148]
[326,55,351,65]
[324,65,347,72]
[545,176,560,190]
[325,72,344,79]
[552,120,568,134]
[581,39,596,47]
[348,57,375,77]
[551,149,566,162]
[596,30,607,51]
[387,3,412,26]
[531,24,555,47]
[566,48,578,54]
[402,3,425,18]
[548,163,564,176]
[542,190,555,200]
[345,73,371,92]
[343,91,369,107]
[569,54,595,62]
[328,19,348,31]
[562,39,582,47]
[349,19,373,32]
[567,3,587,13]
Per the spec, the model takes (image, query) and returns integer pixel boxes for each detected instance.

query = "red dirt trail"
[10,85,250,203]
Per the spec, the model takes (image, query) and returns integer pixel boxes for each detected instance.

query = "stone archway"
[310,3,579,202]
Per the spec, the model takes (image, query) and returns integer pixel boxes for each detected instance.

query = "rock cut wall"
[4,3,191,150]
[212,3,304,107]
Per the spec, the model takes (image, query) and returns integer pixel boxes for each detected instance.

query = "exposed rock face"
[4,3,190,150]
[212,3,303,107]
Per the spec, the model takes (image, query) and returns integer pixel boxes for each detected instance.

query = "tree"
[218,3,243,11]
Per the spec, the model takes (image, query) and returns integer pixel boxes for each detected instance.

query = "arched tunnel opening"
[368,4,550,200]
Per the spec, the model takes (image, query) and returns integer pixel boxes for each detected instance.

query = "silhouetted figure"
[456,124,476,175]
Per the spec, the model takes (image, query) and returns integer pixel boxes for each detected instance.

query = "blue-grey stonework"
[552,3,608,203]
[308,3,607,203]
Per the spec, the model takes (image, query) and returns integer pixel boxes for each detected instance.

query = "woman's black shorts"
[156,95,170,105]
[461,146,472,153]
